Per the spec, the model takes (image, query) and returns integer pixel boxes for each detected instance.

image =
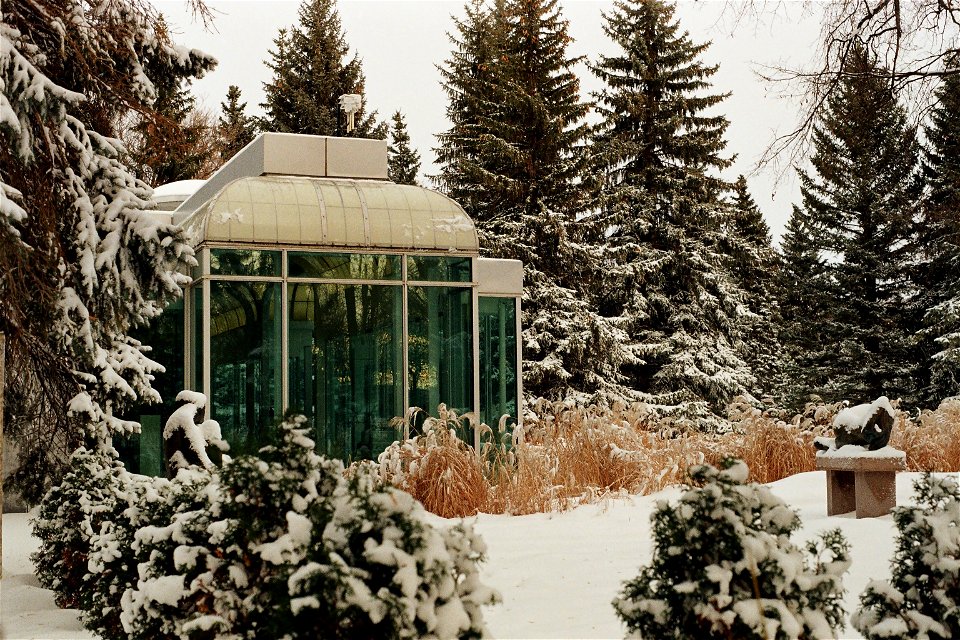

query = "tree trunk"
[1,332,6,579]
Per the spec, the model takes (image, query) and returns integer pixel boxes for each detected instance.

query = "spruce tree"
[726,176,780,396]
[795,45,921,405]
[387,111,420,185]
[589,0,755,426]
[436,0,630,401]
[0,0,207,502]
[434,0,505,220]
[218,85,257,164]
[919,61,960,403]
[776,207,831,409]
[261,0,383,138]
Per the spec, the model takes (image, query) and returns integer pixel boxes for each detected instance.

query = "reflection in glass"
[210,248,281,277]
[287,283,403,461]
[192,285,203,391]
[408,286,473,441]
[407,255,472,283]
[210,281,282,454]
[479,297,518,431]
[288,252,400,281]
[117,299,184,476]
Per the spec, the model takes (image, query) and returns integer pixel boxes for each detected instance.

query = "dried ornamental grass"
[374,396,960,518]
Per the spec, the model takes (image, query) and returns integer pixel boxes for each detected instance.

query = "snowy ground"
[0,471,933,639]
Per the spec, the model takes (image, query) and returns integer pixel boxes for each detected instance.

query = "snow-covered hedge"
[32,447,133,614]
[614,459,850,639]
[853,474,960,639]
[34,414,498,639]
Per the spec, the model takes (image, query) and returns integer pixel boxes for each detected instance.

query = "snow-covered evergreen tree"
[794,44,921,406]
[726,176,781,395]
[0,0,210,502]
[853,474,960,639]
[589,0,755,426]
[387,110,420,185]
[218,84,258,164]
[776,207,832,409]
[261,0,384,138]
[919,60,960,404]
[614,460,850,639]
[437,0,631,401]
[434,0,506,220]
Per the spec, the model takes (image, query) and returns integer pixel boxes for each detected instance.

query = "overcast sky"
[153,0,826,241]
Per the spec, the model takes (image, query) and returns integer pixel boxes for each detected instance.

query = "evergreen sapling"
[614,460,850,639]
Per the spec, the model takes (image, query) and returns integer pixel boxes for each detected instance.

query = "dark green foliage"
[919,61,960,403]
[436,0,626,401]
[614,460,850,639]
[218,84,258,164]
[434,0,506,220]
[588,0,756,425]
[726,176,781,394]
[32,448,129,612]
[261,0,384,138]
[791,45,921,405]
[387,111,420,185]
[776,207,832,409]
[853,474,960,639]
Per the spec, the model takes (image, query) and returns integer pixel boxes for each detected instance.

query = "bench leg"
[855,471,897,518]
[825,470,856,515]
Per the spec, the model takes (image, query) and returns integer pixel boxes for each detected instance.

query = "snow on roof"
[153,180,207,210]
[832,396,895,431]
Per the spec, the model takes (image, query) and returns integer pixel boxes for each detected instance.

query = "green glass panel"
[407,255,472,282]
[288,252,401,281]
[287,283,403,461]
[210,281,282,455]
[408,286,474,442]
[192,285,203,391]
[210,248,281,277]
[116,298,184,476]
[479,297,519,435]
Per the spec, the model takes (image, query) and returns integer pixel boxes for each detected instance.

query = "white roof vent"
[339,94,362,133]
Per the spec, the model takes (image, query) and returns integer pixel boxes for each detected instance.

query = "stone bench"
[815,450,906,518]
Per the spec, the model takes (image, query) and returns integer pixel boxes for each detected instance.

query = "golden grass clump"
[377,405,488,518]
[891,398,960,472]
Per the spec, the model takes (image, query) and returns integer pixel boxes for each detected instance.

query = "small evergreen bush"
[32,447,131,611]
[52,413,501,639]
[852,474,960,639]
[613,459,850,639]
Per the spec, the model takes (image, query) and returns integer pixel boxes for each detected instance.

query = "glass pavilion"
[119,133,522,474]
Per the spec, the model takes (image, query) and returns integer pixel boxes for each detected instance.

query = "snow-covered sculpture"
[815,396,895,452]
[162,390,227,474]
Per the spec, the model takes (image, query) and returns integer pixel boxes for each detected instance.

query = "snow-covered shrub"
[87,468,210,640]
[852,474,960,639]
[614,459,850,639]
[123,414,499,639]
[31,447,130,611]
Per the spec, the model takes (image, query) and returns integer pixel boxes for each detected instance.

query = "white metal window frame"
[183,244,489,451]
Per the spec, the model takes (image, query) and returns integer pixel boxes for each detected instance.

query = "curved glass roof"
[180,176,478,253]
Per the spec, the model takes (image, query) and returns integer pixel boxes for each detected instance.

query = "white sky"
[154,0,826,241]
